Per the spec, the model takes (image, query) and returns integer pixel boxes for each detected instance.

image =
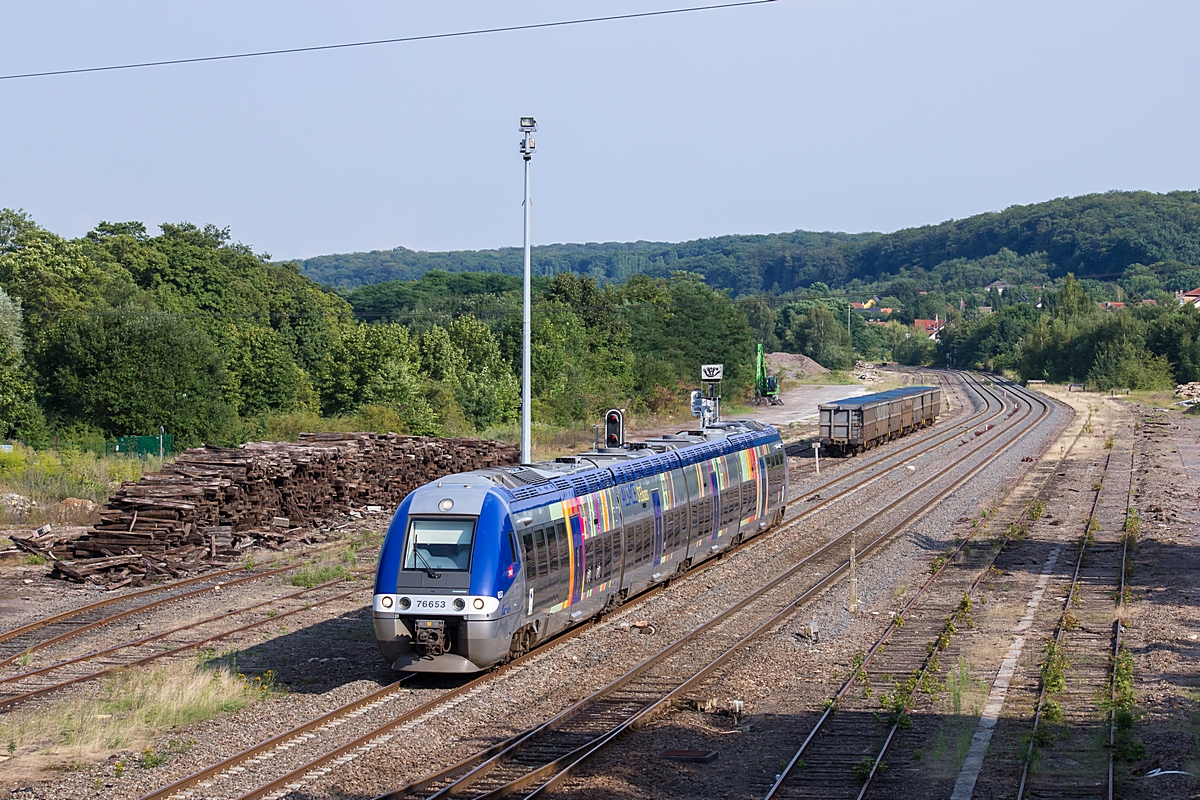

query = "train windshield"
[403,518,476,572]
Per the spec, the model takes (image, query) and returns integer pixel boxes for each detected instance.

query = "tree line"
[299,191,1200,299]
[0,210,752,447]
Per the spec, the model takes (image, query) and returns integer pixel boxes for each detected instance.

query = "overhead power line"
[0,1,776,82]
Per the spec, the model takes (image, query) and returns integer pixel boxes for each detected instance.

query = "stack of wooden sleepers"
[46,433,520,586]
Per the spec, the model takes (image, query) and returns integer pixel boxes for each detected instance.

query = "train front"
[372,476,522,673]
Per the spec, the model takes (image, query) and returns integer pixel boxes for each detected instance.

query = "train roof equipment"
[463,419,777,503]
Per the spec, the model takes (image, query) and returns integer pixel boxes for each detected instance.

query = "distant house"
[987,280,1014,294]
[1141,299,1158,306]
[878,307,894,315]
[851,301,866,311]
[1177,287,1200,307]
[1101,301,1127,311]
[978,306,993,314]
[914,317,945,339]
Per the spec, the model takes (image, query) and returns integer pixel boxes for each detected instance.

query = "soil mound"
[766,352,829,378]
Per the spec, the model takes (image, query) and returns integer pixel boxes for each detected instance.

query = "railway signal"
[604,408,625,448]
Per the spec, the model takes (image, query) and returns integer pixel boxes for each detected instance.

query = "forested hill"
[298,190,1200,294]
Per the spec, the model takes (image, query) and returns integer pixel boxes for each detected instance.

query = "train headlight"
[472,598,485,610]
[453,598,466,611]
[381,596,394,609]
[398,596,411,610]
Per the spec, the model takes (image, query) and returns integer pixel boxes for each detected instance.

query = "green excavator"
[753,343,783,406]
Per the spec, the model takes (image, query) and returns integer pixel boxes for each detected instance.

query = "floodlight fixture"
[520,117,537,132]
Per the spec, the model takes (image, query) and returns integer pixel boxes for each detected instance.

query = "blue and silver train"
[372,420,789,673]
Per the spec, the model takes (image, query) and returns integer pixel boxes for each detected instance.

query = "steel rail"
[1013,444,1114,799]
[763,378,1053,799]
[759,371,1011,560]
[0,572,373,710]
[137,603,614,800]
[145,371,997,800]
[0,538,362,666]
[367,377,1044,800]
[853,383,1086,799]
[778,371,1004,512]
[0,569,373,688]
[1107,429,1136,800]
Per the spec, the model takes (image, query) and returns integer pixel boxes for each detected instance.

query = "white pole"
[813,441,820,476]
[521,154,532,463]
[519,120,536,463]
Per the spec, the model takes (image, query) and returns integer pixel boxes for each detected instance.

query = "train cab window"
[404,518,476,572]
[521,532,536,580]
[533,527,549,578]
[508,530,520,565]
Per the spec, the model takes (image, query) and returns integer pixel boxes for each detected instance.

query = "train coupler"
[414,618,448,656]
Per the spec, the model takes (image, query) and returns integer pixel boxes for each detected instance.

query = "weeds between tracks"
[0,658,278,774]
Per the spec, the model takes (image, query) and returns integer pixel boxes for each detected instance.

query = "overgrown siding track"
[0,566,374,710]
[0,555,343,668]
[1013,433,1135,799]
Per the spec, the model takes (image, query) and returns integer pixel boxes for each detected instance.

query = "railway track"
[0,568,374,710]
[1013,429,1135,799]
[134,371,1007,800]
[763,382,1081,800]
[321,377,1050,800]
[0,538,361,669]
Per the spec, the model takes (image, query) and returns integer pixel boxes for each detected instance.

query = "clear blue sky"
[3,1,1198,260]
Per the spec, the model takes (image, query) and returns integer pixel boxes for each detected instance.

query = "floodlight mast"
[519,117,537,463]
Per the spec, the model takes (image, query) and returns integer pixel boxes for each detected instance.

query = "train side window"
[522,532,536,580]
[547,526,561,572]
[606,532,615,579]
[509,530,520,565]
[534,527,549,578]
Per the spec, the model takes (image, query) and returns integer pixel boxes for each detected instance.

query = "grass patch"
[289,562,350,588]
[287,545,363,589]
[1029,499,1046,521]
[1124,507,1141,544]
[1040,638,1070,695]
[0,444,154,524]
[0,660,272,772]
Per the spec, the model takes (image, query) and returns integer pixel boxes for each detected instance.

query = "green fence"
[111,435,175,458]
[20,436,176,458]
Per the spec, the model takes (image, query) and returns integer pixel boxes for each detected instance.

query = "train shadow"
[212,602,406,695]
